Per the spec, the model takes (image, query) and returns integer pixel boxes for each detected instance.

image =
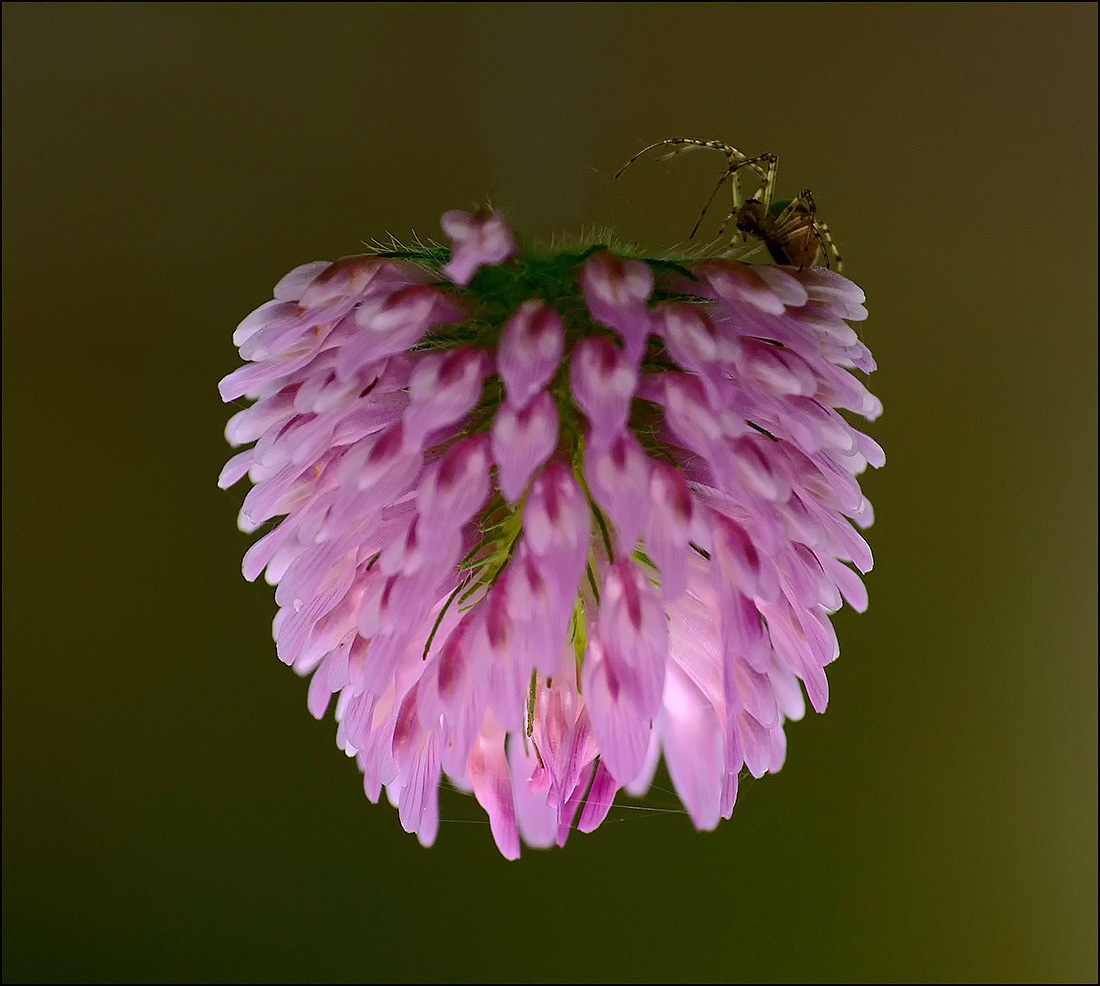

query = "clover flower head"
[219,208,883,857]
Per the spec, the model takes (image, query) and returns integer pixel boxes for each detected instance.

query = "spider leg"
[693,153,775,239]
[690,167,736,238]
[813,220,844,273]
[615,137,769,182]
[750,152,779,210]
[768,186,810,228]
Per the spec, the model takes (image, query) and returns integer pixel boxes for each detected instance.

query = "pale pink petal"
[391,685,443,846]
[792,265,866,305]
[415,434,493,537]
[699,260,786,315]
[468,714,521,860]
[272,260,332,303]
[508,734,557,849]
[346,286,466,376]
[662,662,723,831]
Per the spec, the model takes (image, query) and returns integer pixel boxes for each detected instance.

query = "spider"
[616,137,843,272]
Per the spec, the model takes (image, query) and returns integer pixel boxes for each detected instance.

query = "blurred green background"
[3,3,1096,982]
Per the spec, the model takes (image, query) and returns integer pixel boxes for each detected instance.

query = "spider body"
[618,137,843,272]
[735,193,829,270]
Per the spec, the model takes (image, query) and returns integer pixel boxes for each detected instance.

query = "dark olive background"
[3,3,1096,982]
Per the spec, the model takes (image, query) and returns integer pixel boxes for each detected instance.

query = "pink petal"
[346,286,466,376]
[597,560,669,719]
[581,631,653,786]
[415,434,493,536]
[403,348,489,452]
[644,462,696,600]
[523,463,591,608]
[585,430,651,556]
[441,209,517,286]
[491,390,559,504]
[580,251,654,363]
[751,265,809,308]
[391,686,443,847]
[701,260,786,315]
[791,266,866,305]
[497,300,564,409]
[577,760,619,834]
[569,336,638,448]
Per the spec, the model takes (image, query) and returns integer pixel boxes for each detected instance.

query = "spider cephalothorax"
[617,137,844,272]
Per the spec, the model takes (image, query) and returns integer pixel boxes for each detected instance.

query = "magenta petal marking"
[501,543,572,676]
[655,302,739,409]
[712,512,780,604]
[349,286,466,376]
[657,373,746,483]
[531,667,599,831]
[299,255,425,308]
